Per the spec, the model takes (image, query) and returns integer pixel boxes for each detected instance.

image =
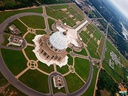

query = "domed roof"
[49,31,70,50]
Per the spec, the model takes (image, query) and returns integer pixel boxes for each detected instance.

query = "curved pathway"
[0,12,93,96]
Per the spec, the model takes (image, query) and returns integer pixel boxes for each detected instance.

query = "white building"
[8,35,23,46]
[53,75,65,89]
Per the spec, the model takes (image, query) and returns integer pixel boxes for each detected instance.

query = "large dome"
[49,31,70,50]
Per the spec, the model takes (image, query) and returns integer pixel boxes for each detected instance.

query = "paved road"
[0,12,93,96]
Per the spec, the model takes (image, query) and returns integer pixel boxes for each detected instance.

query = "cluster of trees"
[96,69,118,96]
[0,0,72,10]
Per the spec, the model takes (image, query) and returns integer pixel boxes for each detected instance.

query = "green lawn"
[48,18,55,31]
[70,4,85,18]
[2,33,10,45]
[74,48,87,56]
[62,19,73,27]
[52,80,66,94]
[103,40,128,83]
[0,7,42,24]
[25,33,35,44]
[20,16,45,29]
[0,72,8,87]
[1,49,27,76]
[65,73,84,93]
[24,46,37,60]
[74,57,90,81]
[87,42,100,59]
[67,54,73,65]
[66,48,72,53]
[98,38,105,57]
[48,4,69,10]
[19,70,49,93]
[82,66,98,96]
[38,61,54,74]
[10,19,27,36]
[36,30,46,35]
[57,65,69,74]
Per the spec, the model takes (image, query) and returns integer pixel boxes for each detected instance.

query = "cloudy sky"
[110,0,128,18]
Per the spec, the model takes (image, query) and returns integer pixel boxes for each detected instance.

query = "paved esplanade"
[0,12,93,96]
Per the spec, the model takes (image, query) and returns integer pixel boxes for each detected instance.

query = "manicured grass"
[74,14,83,21]
[36,30,46,35]
[65,73,84,93]
[68,8,77,15]
[0,72,8,87]
[66,17,76,26]
[98,38,105,57]
[67,54,73,65]
[2,33,10,45]
[48,4,69,10]
[3,85,27,96]
[62,19,73,27]
[57,65,69,74]
[1,49,27,76]
[52,80,66,94]
[80,33,88,44]
[103,40,128,83]
[103,62,121,83]
[19,70,49,93]
[24,46,37,60]
[25,33,35,44]
[82,66,98,96]
[87,42,100,59]
[74,57,90,81]
[0,7,43,24]
[70,4,86,18]
[20,16,45,29]
[93,31,102,40]
[86,24,95,34]
[80,30,90,40]
[66,48,72,53]
[38,61,54,74]
[74,48,87,56]
[10,19,27,36]
[48,18,55,31]
[46,7,68,20]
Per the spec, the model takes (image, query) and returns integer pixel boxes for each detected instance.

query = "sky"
[110,0,128,18]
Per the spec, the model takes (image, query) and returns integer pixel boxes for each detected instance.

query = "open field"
[46,4,85,27]
[57,65,69,74]
[20,16,45,29]
[19,70,49,93]
[25,33,35,44]
[24,46,37,60]
[0,7,43,24]
[103,40,128,83]
[74,48,87,56]
[82,66,98,96]
[38,61,54,74]
[79,24,105,59]
[65,73,84,93]
[75,57,90,81]
[1,49,27,76]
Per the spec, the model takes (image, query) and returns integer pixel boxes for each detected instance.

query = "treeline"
[96,69,118,96]
[0,0,72,10]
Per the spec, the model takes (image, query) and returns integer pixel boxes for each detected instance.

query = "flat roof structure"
[9,24,21,35]
[8,35,23,46]
[53,75,65,89]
